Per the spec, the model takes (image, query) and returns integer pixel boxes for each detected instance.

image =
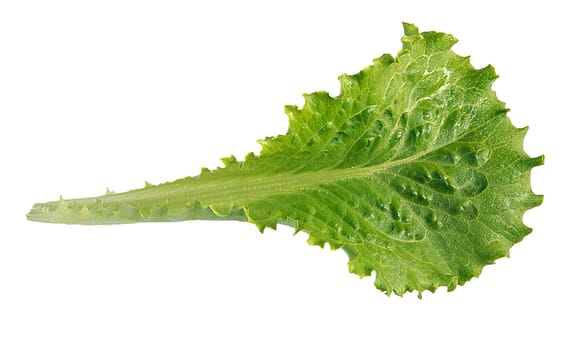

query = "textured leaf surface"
[28,23,543,296]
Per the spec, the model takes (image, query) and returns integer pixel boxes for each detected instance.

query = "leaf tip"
[306,234,326,248]
[284,104,298,116]
[447,276,459,292]
[338,73,360,95]
[402,22,419,35]
[531,193,544,208]
[531,154,545,167]
[481,64,499,81]
[373,53,395,66]
[220,155,239,167]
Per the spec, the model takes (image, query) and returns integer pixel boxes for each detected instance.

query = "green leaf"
[28,23,543,296]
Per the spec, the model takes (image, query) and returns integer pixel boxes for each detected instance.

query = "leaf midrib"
[49,111,501,217]
[102,143,447,210]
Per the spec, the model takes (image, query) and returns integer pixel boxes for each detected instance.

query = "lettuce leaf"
[28,23,543,296]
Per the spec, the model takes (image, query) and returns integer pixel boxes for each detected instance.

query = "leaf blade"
[227,23,542,294]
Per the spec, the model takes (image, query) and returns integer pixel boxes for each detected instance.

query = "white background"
[0,1,576,349]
